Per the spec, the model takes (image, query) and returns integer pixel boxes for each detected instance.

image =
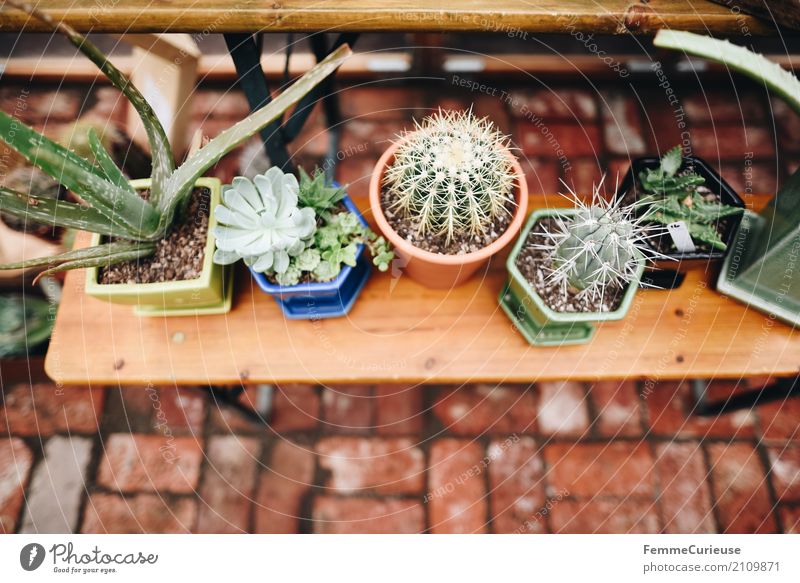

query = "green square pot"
[499,208,645,346]
[84,177,230,317]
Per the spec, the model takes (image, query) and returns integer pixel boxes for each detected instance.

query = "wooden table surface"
[44,193,800,387]
[0,0,774,35]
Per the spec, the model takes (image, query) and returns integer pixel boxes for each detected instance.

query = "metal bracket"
[692,377,799,417]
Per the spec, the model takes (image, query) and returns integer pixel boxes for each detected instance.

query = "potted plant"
[369,109,528,288]
[0,3,351,316]
[653,29,800,326]
[616,145,744,286]
[500,188,655,346]
[212,168,393,319]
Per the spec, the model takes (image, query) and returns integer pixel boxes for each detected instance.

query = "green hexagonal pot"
[499,208,645,346]
[84,177,231,317]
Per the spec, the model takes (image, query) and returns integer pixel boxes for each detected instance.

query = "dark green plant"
[638,146,743,251]
[0,294,53,357]
[0,1,350,280]
[297,167,347,213]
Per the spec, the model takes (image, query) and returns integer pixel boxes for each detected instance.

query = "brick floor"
[2,76,799,534]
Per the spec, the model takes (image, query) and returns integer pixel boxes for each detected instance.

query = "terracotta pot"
[369,138,528,289]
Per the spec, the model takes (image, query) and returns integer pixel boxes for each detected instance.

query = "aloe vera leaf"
[5,0,175,203]
[0,186,137,239]
[33,244,156,283]
[654,30,800,114]
[0,240,155,272]
[0,112,160,238]
[161,44,353,231]
[87,128,136,196]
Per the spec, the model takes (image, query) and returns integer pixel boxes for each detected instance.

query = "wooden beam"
[0,0,775,35]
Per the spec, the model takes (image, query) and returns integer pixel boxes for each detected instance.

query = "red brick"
[690,125,774,160]
[522,158,560,195]
[544,442,656,497]
[766,445,800,502]
[640,89,685,152]
[507,88,597,121]
[340,87,423,121]
[645,381,756,438]
[684,91,765,124]
[254,440,315,533]
[550,497,660,533]
[208,396,262,433]
[563,158,605,195]
[335,155,379,200]
[0,438,33,533]
[780,506,800,533]
[196,436,261,533]
[474,94,512,134]
[269,384,320,433]
[155,387,206,435]
[191,89,250,120]
[720,161,779,197]
[428,439,488,533]
[589,381,643,437]
[488,436,547,533]
[758,398,800,442]
[607,158,631,185]
[655,442,715,533]
[374,385,424,435]
[515,121,601,158]
[340,118,406,157]
[600,90,646,156]
[536,382,590,437]
[97,434,203,494]
[22,89,82,122]
[0,384,105,436]
[317,436,424,494]
[89,87,128,124]
[321,385,374,434]
[81,493,196,534]
[104,387,157,433]
[290,123,330,159]
[433,384,536,435]
[771,97,800,154]
[312,497,424,533]
[707,442,777,533]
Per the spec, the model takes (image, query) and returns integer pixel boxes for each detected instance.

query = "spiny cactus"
[383,109,516,243]
[638,145,743,250]
[537,187,655,302]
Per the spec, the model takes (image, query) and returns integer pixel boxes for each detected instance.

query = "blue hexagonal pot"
[249,191,371,319]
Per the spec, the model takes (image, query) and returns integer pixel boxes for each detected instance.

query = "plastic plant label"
[668,221,697,253]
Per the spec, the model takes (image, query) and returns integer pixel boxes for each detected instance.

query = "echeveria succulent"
[212,168,316,273]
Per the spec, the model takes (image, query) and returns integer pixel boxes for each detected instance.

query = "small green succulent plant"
[213,168,317,272]
[383,109,517,244]
[0,1,350,279]
[213,168,393,286]
[537,188,655,301]
[637,145,743,251]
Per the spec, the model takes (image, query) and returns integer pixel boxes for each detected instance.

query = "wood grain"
[44,194,799,386]
[0,0,774,34]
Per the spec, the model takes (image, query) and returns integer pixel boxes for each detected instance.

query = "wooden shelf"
[0,0,774,35]
[45,196,800,386]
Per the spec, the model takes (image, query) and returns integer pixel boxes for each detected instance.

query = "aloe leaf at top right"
[653,30,800,114]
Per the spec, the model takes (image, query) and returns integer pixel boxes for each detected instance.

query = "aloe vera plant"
[654,30,800,114]
[0,2,350,280]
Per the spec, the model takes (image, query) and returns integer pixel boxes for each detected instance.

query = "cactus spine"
[383,109,516,243]
[538,186,655,302]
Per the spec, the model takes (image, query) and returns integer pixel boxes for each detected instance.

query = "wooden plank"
[0,0,774,35]
[44,194,800,386]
